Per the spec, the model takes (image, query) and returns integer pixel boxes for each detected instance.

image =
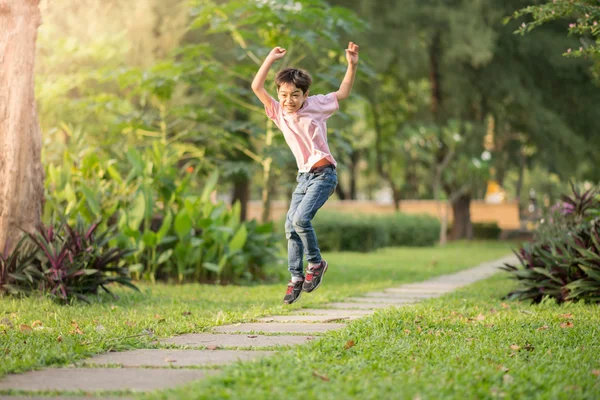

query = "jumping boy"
[251,42,359,304]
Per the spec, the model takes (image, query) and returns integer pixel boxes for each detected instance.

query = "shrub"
[45,141,283,285]
[0,217,137,303]
[472,222,502,239]
[501,183,600,303]
[311,212,440,252]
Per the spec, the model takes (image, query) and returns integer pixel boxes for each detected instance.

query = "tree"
[0,0,45,252]
[512,0,600,78]
[186,0,363,222]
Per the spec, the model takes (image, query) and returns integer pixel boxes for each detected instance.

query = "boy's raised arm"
[335,42,359,101]
[252,47,286,107]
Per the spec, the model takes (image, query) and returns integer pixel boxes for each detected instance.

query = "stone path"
[0,254,516,398]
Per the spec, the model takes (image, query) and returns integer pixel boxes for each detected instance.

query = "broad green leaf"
[142,230,157,247]
[201,170,219,202]
[202,262,220,273]
[106,165,123,184]
[157,210,173,242]
[229,224,247,252]
[128,263,144,274]
[174,211,193,239]
[80,184,101,216]
[157,249,173,265]
[128,191,146,230]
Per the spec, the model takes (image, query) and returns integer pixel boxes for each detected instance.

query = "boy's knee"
[292,216,311,230]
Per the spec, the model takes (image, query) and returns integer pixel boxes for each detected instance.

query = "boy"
[251,42,359,304]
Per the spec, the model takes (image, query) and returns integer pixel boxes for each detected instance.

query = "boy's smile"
[278,83,308,113]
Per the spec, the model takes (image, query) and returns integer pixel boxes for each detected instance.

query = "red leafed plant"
[502,183,600,303]
[1,216,137,303]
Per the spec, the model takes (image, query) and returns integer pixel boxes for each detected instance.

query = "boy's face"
[277,83,308,113]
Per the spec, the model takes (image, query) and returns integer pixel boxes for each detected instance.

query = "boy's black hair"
[275,68,312,94]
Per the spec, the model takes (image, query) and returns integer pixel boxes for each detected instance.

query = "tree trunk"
[229,102,252,221]
[260,120,274,223]
[335,181,347,200]
[429,31,443,120]
[231,178,249,221]
[449,194,473,240]
[0,0,44,253]
[349,149,359,200]
[516,148,526,219]
[391,184,401,212]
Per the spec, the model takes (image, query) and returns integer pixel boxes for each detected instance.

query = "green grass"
[142,274,600,400]
[0,241,512,377]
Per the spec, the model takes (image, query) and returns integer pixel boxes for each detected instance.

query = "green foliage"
[502,183,600,303]
[473,222,502,239]
[0,238,39,297]
[312,211,440,252]
[0,217,136,303]
[43,137,282,285]
[511,0,600,78]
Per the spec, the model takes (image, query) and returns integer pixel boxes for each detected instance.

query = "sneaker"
[302,260,328,293]
[283,280,303,304]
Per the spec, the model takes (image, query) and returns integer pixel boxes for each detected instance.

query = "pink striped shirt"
[265,93,339,173]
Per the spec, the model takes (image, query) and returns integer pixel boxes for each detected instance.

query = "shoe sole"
[284,290,302,305]
[304,261,328,293]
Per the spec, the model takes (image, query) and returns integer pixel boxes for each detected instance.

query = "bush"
[44,141,283,285]
[501,183,600,303]
[0,217,137,303]
[311,212,440,252]
[472,222,502,239]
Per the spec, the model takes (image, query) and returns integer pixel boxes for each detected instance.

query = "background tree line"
[2,0,599,252]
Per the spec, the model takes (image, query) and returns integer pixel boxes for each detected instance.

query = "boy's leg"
[285,174,309,279]
[291,169,337,267]
[283,175,308,304]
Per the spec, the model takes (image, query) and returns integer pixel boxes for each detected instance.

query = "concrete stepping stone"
[0,397,130,400]
[259,309,373,323]
[326,302,399,309]
[364,292,439,299]
[384,285,454,292]
[0,368,214,392]
[161,333,314,348]
[344,297,418,304]
[213,322,345,334]
[82,349,275,367]
[294,309,375,316]
[258,314,358,322]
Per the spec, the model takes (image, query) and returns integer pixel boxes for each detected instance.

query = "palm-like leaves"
[0,217,137,303]
[503,184,600,303]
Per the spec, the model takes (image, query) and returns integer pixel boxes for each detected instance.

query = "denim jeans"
[285,166,338,278]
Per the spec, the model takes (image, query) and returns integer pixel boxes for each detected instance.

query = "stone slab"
[364,292,439,298]
[258,314,358,323]
[295,309,375,316]
[161,333,314,348]
[0,368,214,392]
[326,302,400,309]
[383,285,455,292]
[0,395,133,400]
[344,297,418,304]
[213,323,345,334]
[82,349,275,367]
[0,397,131,400]
[394,282,463,288]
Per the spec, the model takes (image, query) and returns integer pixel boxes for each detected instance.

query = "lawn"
[144,273,600,400]
[0,241,512,377]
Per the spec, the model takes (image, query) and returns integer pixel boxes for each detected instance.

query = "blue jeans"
[285,166,338,279]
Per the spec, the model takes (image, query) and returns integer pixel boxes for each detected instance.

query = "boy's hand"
[345,42,359,66]
[267,47,287,62]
